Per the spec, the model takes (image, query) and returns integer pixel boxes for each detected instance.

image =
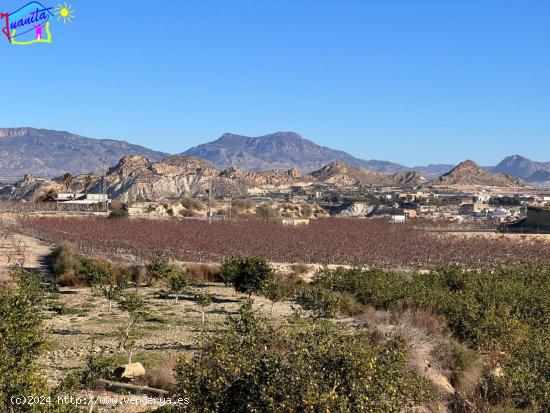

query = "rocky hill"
[1,156,428,202]
[312,161,424,188]
[182,132,408,173]
[423,160,530,191]
[0,128,168,178]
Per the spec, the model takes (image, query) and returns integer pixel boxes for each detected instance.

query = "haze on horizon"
[0,0,548,166]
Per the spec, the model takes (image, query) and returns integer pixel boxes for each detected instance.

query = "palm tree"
[84,175,93,195]
[62,173,74,193]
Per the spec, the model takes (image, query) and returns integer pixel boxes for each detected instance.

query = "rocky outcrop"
[422,160,531,191]
[311,161,424,188]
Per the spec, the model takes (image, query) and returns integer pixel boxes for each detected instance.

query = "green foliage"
[195,292,213,324]
[0,269,82,412]
[294,287,341,318]
[0,269,45,411]
[39,188,58,202]
[262,278,287,314]
[220,254,273,296]
[117,290,148,364]
[168,270,191,302]
[82,259,129,311]
[313,265,550,411]
[196,292,213,308]
[147,256,175,282]
[312,266,408,309]
[49,242,81,276]
[173,301,433,412]
[108,209,129,218]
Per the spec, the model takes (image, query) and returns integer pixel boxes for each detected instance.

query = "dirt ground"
[0,220,298,412]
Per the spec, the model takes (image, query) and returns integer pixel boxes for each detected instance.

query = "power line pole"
[208,180,212,224]
[100,156,108,212]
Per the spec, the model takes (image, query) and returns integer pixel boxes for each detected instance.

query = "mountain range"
[0,127,549,188]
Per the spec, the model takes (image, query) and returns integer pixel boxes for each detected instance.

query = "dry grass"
[57,270,88,288]
[185,263,222,283]
[143,358,176,391]
[290,263,312,275]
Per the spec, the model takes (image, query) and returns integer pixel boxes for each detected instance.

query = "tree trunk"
[175,293,178,303]
[201,309,205,324]
[108,299,112,312]
[128,348,133,364]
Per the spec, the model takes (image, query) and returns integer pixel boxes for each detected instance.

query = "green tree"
[83,260,129,312]
[168,270,190,303]
[147,256,173,283]
[0,268,45,412]
[62,172,74,193]
[83,175,93,195]
[220,254,273,297]
[262,279,287,314]
[195,292,213,324]
[117,291,148,364]
[39,188,58,202]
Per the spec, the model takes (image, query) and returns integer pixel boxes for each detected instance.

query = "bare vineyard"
[17,217,550,267]
[0,201,104,214]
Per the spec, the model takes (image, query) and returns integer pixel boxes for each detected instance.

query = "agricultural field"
[19,216,550,267]
[1,214,549,413]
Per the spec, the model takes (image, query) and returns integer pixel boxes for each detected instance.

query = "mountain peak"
[452,160,480,171]
[183,132,408,173]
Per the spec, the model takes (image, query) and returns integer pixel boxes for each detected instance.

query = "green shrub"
[168,270,190,303]
[310,265,550,411]
[49,242,81,276]
[108,209,129,218]
[294,287,342,318]
[172,301,433,412]
[147,256,174,281]
[0,269,81,412]
[220,254,273,296]
[81,259,129,312]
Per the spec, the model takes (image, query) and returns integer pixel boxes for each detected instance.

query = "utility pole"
[100,156,108,212]
[208,181,212,224]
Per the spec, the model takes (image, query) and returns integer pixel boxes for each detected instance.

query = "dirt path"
[0,231,52,280]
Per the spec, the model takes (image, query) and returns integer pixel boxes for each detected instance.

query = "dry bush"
[110,201,125,212]
[144,360,176,391]
[181,197,204,211]
[57,270,88,288]
[272,272,306,296]
[185,263,222,283]
[129,265,150,285]
[290,263,312,275]
[391,305,448,338]
[49,242,81,276]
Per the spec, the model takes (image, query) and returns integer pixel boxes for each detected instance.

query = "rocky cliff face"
[98,155,219,202]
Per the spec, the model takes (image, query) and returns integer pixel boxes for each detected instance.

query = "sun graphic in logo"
[54,2,75,23]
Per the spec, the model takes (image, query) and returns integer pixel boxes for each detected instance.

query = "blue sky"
[0,1,548,166]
